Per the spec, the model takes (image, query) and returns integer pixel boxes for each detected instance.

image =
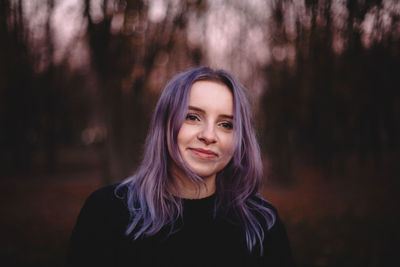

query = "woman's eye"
[220,122,233,130]
[186,114,199,121]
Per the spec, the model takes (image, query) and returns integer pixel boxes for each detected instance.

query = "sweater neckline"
[180,193,216,202]
[181,194,216,212]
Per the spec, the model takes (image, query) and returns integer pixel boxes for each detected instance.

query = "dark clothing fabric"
[67,184,294,267]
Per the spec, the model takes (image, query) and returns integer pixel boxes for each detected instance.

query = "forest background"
[1,0,399,266]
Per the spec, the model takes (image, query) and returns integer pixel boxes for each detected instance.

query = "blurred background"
[1,0,399,266]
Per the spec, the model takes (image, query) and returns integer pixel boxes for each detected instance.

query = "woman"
[67,67,294,267]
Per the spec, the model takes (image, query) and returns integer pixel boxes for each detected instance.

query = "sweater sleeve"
[262,214,295,267]
[66,185,124,267]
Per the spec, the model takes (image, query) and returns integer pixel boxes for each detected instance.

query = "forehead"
[188,80,233,115]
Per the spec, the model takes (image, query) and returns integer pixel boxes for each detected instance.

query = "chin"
[191,170,216,179]
[188,165,217,179]
[185,160,226,179]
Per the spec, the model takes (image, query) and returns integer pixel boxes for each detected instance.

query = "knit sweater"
[67,184,294,267]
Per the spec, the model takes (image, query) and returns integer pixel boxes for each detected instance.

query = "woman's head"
[148,66,261,193]
[172,80,235,185]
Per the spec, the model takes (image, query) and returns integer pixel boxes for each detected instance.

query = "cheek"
[216,136,235,168]
[220,134,235,153]
[177,124,193,148]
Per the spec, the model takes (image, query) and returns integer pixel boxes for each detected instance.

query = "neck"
[169,164,216,199]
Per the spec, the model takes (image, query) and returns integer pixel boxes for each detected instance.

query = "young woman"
[67,67,294,267]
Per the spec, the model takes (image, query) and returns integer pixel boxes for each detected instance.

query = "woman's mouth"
[189,148,218,159]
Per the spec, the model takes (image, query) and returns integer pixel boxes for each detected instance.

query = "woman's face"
[175,80,235,180]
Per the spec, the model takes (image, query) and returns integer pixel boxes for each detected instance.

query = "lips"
[189,148,218,159]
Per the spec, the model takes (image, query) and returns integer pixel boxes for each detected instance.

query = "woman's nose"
[198,123,216,145]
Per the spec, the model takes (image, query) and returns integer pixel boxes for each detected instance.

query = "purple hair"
[116,66,276,254]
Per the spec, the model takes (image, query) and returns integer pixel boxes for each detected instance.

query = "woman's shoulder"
[79,183,128,218]
[249,193,278,212]
[85,183,119,203]
[247,195,294,264]
[67,183,130,265]
[248,194,287,231]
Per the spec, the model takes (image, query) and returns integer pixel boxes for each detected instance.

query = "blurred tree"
[1,0,98,175]
[81,0,206,182]
[262,0,400,183]
[0,0,66,174]
[0,0,36,173]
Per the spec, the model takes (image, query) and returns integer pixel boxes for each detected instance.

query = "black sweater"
[67,184,294,267]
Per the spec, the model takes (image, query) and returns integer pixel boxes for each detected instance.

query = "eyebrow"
[188,105,234,119]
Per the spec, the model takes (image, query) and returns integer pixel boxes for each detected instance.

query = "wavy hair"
[116,66,276,255]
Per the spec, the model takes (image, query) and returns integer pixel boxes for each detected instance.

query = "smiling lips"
[189,148,218,159]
